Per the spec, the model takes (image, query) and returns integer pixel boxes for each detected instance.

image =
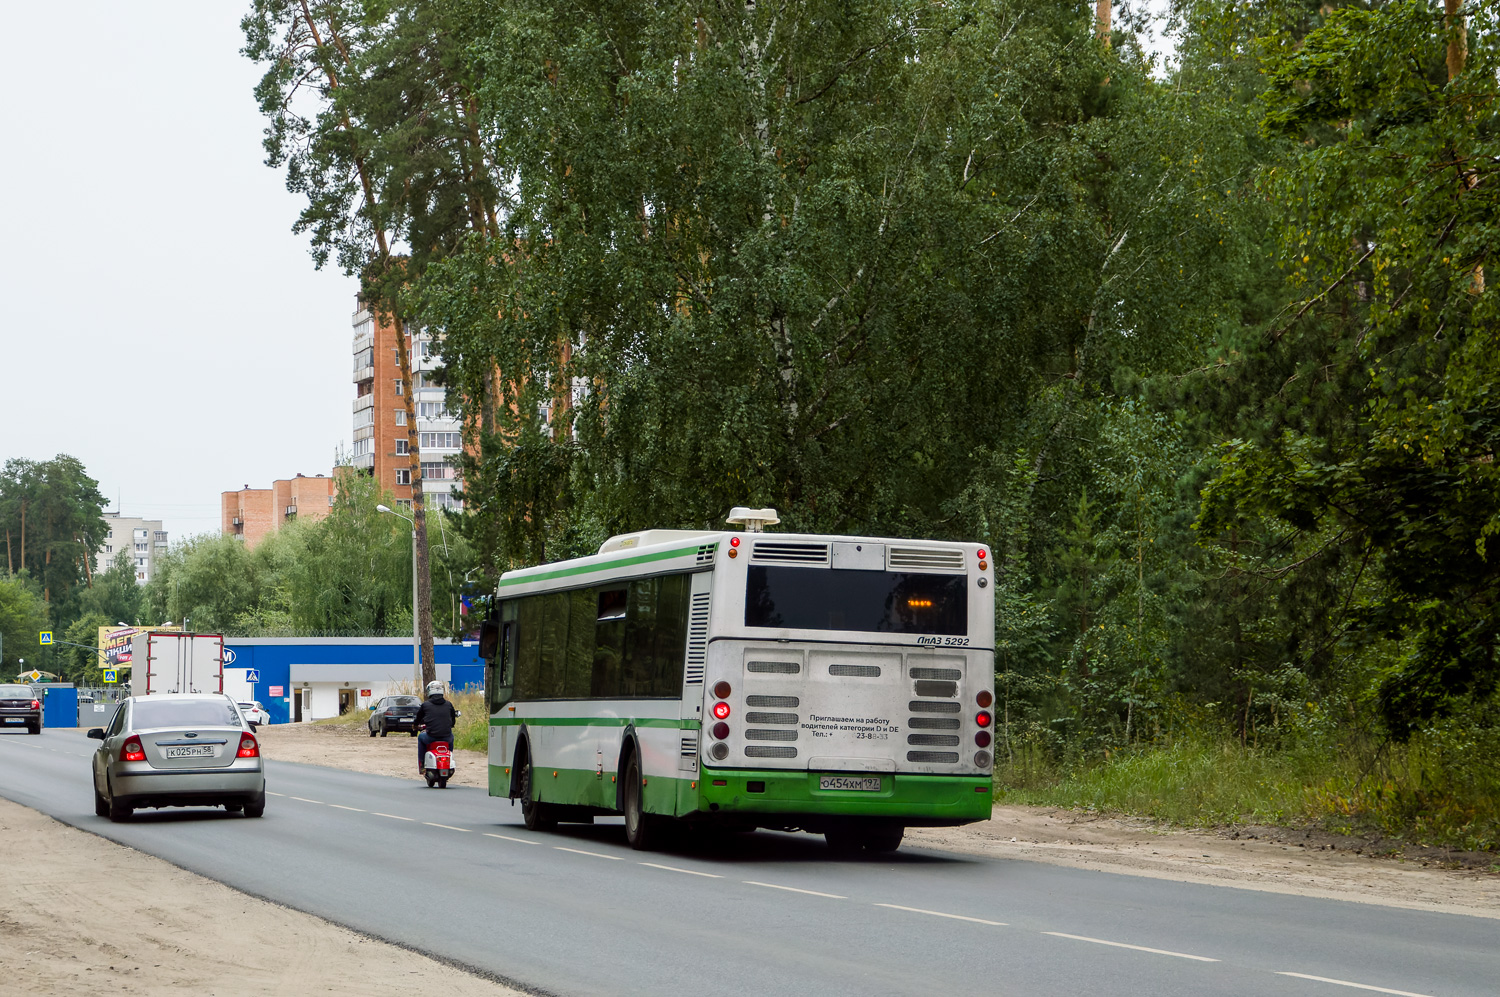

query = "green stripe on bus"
[489,716,700,730]
[497,543,714,588]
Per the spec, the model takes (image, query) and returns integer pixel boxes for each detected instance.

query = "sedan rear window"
[0,685,33,698]
[390,696,421,706]
[132,698,243,729]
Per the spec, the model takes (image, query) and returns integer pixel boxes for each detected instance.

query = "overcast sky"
[3,2,1172,543]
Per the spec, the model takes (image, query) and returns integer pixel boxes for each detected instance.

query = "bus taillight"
[975,711,991,728]
[712,722,730,740]
[713,680,731,699]
[975,730,992,748]
[976,689,993,708]
[712,701,731,720]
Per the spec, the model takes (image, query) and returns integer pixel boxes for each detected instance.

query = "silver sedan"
[89,694,267,822]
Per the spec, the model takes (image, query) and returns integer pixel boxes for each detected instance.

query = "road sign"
[103,669,118,684]
[27,670,41,682]
[39,631,53,645]
[245,668,260,684]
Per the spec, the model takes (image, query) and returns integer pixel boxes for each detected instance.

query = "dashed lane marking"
[423,822,471,832]
[484,833,538,845]
[372,812,414,821]
[289,797,325,804]
[1276,973,1434,996]
[328,804,365,812]
[266,791,285,796]
[640,862,722,878]
[744,881,846,899]
[1042,932,1219,962]
[875,903,1006,926]
[554,846,623,860]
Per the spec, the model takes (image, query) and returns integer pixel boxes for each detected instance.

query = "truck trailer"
[129,632,225,695]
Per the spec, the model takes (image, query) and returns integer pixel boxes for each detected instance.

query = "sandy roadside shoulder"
[258,722,1500,919]
[0,796,526,997]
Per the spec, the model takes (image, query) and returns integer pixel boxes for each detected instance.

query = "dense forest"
[238,0,1500,845]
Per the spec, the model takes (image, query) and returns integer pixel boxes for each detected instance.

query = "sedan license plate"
[164,745,214,759]
[2,718,22,724]
[819,776,882,792]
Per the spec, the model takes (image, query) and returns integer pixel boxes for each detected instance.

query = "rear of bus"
[696,535,995,840]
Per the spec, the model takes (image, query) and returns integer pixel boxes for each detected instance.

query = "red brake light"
[975,730,992,747]
[975,711,992,728]
[237,734,259,758]
[976,690,993,708]
[120,738,145,762]
[977,549,988,560]
[30,699,40,711]
[711,721,730,740]
[730,536,740,548]
[712,701,731,720]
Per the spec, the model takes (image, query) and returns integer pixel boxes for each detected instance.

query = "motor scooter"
[422,738,454,788]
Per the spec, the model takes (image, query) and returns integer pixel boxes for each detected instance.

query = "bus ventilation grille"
[910,667,961,681]
[745,746,799,758]
[908,717,960,730]
[684,593,710,684]
[751,542,829,564]
[887,547,966,572]
[907,750,960,763]
[747,695,800,708]
[746,729,798,742]
[748,660,800,674]
[913,679,958,698]
[696,543,718,564]
[681,734,700,758]
[830,663,882,678]
[908,733,961,746]
[909,700,961,713]
[745,712,798,725]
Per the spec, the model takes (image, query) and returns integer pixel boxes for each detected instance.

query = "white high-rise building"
[96,513,166,584]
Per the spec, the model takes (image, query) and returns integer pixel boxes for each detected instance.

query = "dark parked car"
[0,684,41,735]
[367,695,421,737]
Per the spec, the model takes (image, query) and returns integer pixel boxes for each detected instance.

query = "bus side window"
[593,588,626,697]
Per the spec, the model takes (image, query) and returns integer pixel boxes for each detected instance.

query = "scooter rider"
[414,681,458,775]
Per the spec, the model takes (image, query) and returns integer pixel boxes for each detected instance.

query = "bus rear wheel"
[622,754,659,851]
[519,756,556,832]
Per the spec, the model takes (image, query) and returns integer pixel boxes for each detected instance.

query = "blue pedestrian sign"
[245,668,260,684]
[39,631,53,645]
[103,669,118,684]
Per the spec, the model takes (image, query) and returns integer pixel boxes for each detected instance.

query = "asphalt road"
[1,728,1495,997]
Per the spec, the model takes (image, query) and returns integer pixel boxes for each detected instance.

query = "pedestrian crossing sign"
[39,631,53,645]
[103,669,118,684]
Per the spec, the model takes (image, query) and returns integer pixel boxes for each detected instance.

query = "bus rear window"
[745,565,967,636]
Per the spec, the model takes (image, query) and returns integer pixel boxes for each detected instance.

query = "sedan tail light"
[237,734,259,758]
[120,738,146,762]
[30,699,40,711]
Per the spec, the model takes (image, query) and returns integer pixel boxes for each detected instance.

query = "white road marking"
[1042,932,1219,962]
[266,791,285,796]
[483,833,538,845]
[640,862,722,878]
[372,812,414,821]
[875,903,1006,926]
[744,881,846,899]
[328,804,365,812]
[289,797,325,804]
[423,822,471,832]
[554,846,624,860]
[1277,972,1435,996]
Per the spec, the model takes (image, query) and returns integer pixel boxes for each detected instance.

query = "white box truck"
[130,632,225,695]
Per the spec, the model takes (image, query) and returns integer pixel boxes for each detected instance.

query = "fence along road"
[0,728,1493,997]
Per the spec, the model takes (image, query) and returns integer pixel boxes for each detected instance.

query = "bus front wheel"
[519,756,557,832]
[622,754,659,851]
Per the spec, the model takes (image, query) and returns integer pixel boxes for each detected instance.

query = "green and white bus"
[478,508,995,852]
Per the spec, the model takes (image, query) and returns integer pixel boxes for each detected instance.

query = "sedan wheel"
[93,787,108,818]
[244,791,266,818]
[368,724,377,737]
[106,783,132,823]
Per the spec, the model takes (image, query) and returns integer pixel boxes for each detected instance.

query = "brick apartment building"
[222,473,337,549]
[350,298,465,511]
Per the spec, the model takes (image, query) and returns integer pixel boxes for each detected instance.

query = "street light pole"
[377,504,421,690]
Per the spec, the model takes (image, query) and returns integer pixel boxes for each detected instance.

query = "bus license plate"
[164,745,214,759]
[820,776,881,792]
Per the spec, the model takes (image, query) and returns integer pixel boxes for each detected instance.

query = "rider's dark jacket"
[414,696,458,740]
